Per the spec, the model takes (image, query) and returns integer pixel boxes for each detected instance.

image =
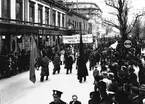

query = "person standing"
[69,95,81,104]
[50,90,66,104]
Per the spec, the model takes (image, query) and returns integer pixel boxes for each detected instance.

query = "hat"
[53,90,63,97]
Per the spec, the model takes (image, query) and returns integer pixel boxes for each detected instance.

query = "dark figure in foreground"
[49,90,66,104]
[69,95,82,104]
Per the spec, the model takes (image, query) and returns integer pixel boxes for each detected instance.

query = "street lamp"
[2,36,6,39]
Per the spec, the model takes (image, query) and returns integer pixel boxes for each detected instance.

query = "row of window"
[68,19,88,30]
[1,0,88,30]
[1,0,65,27]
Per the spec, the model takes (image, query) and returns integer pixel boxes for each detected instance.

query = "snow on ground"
[0,61,94,104]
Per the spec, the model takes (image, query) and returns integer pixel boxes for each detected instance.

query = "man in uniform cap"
[50,90,66,104]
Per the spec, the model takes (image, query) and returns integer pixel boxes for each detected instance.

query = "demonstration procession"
[1,33,145,104]
[0,0,145,104]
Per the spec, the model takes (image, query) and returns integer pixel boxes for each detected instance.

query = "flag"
[29,35,38,83]
[79,29,84,61]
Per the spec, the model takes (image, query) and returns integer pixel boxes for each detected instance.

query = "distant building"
[65,1,102,36]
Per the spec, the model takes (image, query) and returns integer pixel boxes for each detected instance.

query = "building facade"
[65,1,102,39]
[0,0,89,55]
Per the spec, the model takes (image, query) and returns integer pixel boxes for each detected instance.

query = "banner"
[62,34,93,44]
[29,36,38,83]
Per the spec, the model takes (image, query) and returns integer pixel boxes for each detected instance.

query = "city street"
[0,61,94,104]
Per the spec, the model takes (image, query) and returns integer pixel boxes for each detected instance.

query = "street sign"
[124,40,132,48]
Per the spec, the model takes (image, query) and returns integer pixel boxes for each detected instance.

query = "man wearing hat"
[50,90,66,104]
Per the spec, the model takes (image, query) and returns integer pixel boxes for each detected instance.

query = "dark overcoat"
[41,56,49,76]
[50,100,66,104]
[77,55,88,79]
[65,55,73,69]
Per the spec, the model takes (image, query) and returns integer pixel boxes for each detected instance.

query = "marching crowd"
[1,39,145,104]
[35,40,145,104]
[48,40,145,104]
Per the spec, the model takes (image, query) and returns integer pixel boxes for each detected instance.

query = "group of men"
[50,90,81,104]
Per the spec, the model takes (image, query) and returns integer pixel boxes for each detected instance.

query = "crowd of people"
[36,39,145,104]
[1,38,145,104]
[88,40,145,104]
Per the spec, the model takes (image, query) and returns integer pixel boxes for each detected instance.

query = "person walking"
[53,53,61,74]
[40,55,50,82]
[65,53,74,74]
[76,53,88,83]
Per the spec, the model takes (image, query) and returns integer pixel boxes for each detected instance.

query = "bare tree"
[132,18,143,40]
[104,0,144,42]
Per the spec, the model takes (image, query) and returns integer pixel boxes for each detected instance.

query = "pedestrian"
[65,53,74,74]
[69,95,81,104]
[50,90,66,104]
[40,55,50,82]
[53,53,61,74]
[76,53,88,83]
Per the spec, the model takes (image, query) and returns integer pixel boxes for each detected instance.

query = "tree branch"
[127,14,143,35]
[103,19,120,29]
[105,0,119,10]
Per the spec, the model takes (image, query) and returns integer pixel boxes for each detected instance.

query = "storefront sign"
[62,34,93,44]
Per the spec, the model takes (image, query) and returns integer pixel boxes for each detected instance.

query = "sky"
[66,0,145,20]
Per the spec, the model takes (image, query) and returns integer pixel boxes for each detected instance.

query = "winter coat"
[53,55,61,71]
[77,55,88,79]
[41,56,49,76]
[65,55,73,69]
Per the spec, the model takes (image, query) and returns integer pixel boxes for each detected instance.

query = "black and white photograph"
[0,0,145,104]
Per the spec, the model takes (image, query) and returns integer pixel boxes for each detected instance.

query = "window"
[79,22,82,30]
[68,19,71,26]
[38,5,43,25]
[45,8,49,25]
[52,10,56,26]
[29,1,35,23]
[76,22,78,29]
[72,20,74,28]
[62,14,65,27]
[74,21,76,29]
[16,0,23,22]
[58,12,60,27]
[2,0,10,21]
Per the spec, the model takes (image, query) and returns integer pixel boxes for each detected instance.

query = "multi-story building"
[65,1,102,33]
[0,0,89,55]
[65,1,102,48]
